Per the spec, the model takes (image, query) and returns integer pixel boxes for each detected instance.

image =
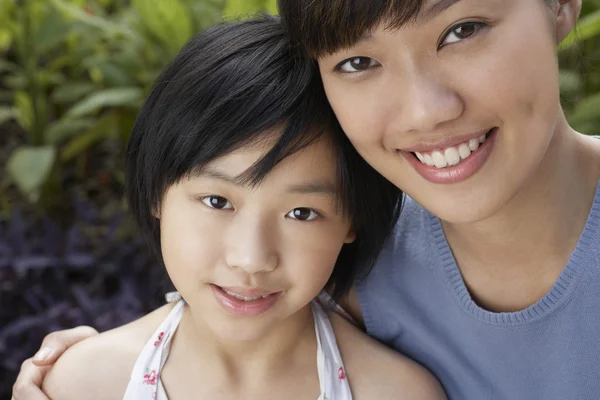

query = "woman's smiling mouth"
[399,128,498,184]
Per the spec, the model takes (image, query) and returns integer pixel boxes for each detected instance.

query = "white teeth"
[423,154,434,166]
[412,132,490,169]
[458,143,471,160]
[431,151,447,168]
[468,138,480,151]
[444,147,461,166]
[222,288,269,301]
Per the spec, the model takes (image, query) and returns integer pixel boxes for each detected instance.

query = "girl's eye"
[440,22,485,48]
[335,56,380,73]
[286,207,320,221]
[201,195,233,210]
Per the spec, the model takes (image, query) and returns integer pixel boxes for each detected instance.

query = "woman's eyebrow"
[422,0,463,22]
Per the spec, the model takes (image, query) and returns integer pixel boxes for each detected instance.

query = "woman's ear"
[344,228,356,244]
[151,204,161,219]
[554,0,582,44]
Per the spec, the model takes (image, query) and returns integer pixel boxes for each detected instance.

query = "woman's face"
[158,137,354,342]
[318,0,581,223]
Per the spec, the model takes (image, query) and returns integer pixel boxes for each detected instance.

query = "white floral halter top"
[123,292,353,399]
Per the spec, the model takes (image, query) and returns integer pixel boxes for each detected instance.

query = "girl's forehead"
[188,137,339,187]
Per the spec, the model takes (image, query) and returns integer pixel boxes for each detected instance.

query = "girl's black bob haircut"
[125,14,402,301]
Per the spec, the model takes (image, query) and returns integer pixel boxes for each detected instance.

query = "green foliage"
[223,0,277,18]
[0,0,228,205]
[560,1,600,133]
[0,0,597,211]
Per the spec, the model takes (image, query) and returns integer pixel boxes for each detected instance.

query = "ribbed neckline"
[428,179,600,326]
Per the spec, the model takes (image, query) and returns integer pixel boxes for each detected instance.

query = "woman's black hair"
[125,14,402,301]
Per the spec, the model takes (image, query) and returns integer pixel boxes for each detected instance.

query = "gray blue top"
[356,179,600,399]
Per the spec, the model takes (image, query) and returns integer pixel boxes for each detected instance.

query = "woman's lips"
[400,128,498,184]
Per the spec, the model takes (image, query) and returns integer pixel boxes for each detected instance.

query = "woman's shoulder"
[42,302,176,400]
[329,312,447,400]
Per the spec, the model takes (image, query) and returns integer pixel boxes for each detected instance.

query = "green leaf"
[48,0,137,40]
[4,73,27,90]
[559,69,583,96]
[90,61,133,87]
[0,59,17,73]
[568,93,600,125]
[571,120,600,136]
[265,0,277,14]
[6,145,57,203]
[132,0,193,55]
[185,0,224,31]
[45,118,95,144]
[37,70,66,88]
[60,113,118,161]
[51,82,98,104]
[0,90,14,103]
[0,25,12,52]
[65,87,144,118]
[223,0,265,18]
[559,9,600,50]
[14,91,34,131]
[0,107,17,126]
[36,6,72,52]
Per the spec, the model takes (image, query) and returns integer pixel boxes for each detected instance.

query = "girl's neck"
[442,112,600,311]
[173,303,317,384]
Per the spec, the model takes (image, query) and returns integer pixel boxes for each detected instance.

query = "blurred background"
[0,0,599,396]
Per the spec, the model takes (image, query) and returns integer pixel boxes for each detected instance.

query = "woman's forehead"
[280,0,425,57]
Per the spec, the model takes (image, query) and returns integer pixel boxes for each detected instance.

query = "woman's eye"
[286,207,320,221]
[336,56,380,73]
[440,22,484,47]
[201,195,233,210]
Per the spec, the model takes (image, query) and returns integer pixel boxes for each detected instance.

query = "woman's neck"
[442,113,600,311]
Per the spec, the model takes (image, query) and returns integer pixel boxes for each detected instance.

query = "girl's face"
[158,137,354,341]
[318,0,580,223]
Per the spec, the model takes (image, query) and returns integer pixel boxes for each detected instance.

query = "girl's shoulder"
[329,311,447,400]
[42,303,176,400]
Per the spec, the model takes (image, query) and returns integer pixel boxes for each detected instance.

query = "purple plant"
[0,195,167,397]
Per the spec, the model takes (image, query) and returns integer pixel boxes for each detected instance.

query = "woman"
[13,1,600,399]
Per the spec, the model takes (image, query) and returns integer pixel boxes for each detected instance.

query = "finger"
[32,326,98,366]
[12,359,51,400]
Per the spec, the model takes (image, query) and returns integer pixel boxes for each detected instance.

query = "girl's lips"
[211,284,282,317]
[401,128,498,184]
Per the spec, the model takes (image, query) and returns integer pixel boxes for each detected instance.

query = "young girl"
[14,1,600,399]
[30,15,444,400]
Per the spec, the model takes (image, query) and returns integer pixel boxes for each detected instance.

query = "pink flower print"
[338,366,345,380]
[143,369,157,385]
[153,332,165,346]
[152,391,157,400]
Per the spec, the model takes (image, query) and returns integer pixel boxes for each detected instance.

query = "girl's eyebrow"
[285,182,338,198]
[193,167,338,198]
[191,167,245,186]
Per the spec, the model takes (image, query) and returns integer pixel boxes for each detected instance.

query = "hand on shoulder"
[42,303,174,400]
[330,312,447,400]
